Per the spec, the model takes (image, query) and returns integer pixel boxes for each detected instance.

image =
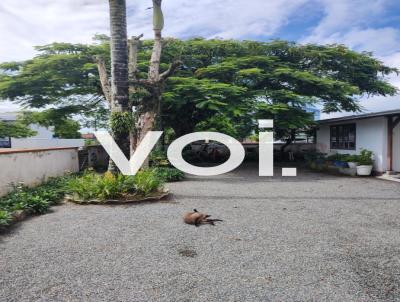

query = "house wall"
[316,117,387,172]
[393,122,400,172]
[0,147,79,197]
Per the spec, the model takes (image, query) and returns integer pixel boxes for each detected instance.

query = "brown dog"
[183,209,223,226]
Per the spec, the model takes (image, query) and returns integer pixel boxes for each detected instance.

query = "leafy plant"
[109,112,133,136]
[0,176,70,227]
[66,171,136,201]
[343,154,359,162]
[326,153,349,161]
[149,149,170,167]
[134,170,164,196]
[0,210,11,227]
[357,149,373,166]
[152,167,184,182]
[66,170,164,201]
[23,195,50,214]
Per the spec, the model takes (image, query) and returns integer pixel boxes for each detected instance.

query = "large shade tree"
[0,37,397,150]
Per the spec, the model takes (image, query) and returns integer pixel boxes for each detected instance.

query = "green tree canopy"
[0,38,397,143]
[0,120,36,138]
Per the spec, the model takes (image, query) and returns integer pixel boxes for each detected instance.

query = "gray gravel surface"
[1,164,400,302]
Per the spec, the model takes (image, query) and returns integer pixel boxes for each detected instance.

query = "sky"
[0,0,400,119]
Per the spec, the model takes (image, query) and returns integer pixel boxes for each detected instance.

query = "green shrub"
[343,154,359,162]
[134,170,164,196]
[67,171,136,201]
[152,167,184,182]
[326,153,350,161]
[24,195,50,214]
[0,176,69,227]
[149,149,170,167]
[0,210,11,227]
[67,170,164,201]
[304,151,326,163]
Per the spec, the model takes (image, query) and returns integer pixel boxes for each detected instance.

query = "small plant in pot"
[356,149,374,176]
[344,154,359,169]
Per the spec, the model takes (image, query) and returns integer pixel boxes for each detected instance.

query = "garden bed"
[65,188,169,205]
[0,167,184,229]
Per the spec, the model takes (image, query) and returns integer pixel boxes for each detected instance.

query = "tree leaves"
[0,38,397,142]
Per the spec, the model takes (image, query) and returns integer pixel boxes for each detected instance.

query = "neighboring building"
[0,112,84,149]
[316,109,400,173]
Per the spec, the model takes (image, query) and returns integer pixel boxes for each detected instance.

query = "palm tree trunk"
[108,0,130,173]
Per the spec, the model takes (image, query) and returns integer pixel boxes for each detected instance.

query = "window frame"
[330,123,356,150]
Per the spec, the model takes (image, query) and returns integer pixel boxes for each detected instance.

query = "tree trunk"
[108,0,130,173]
[137,0,164,144]
[280,129,296,160]
[127,0,180,167]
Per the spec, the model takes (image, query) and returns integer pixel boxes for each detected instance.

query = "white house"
[316,109,400,173]
[0,112,84,149]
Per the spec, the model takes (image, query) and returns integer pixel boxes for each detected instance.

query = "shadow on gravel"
[347,246,400,300]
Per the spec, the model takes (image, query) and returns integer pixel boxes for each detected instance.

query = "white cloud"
[301,0,400,117]
[159,0,309,39]
[0,0,109,62]
[0,0,399,116]
[303,0,386,42]
[0,0,313,62]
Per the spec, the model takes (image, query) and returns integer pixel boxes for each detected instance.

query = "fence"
[0,147,79,197]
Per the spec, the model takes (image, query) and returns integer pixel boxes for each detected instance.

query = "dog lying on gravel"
[183,209,223,226]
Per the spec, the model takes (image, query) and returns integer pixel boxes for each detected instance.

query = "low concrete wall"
[10,138,84,149]
[0,147,79,197]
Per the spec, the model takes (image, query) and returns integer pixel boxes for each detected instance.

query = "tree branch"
[148,0,164,81]
[128,34,143,81]
[130,78,155,87]
[160,60,182,81]
[93,55,111,104]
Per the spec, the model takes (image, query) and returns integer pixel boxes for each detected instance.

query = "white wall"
[0,148,79,197]
[316,117,387,172]
[393,122,400,172]
[10,138,84,149]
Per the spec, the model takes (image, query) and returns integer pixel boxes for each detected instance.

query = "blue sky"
[0,0,400,119]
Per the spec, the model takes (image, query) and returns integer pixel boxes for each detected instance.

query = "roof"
[81,133,95,139]
[319,109,400,124]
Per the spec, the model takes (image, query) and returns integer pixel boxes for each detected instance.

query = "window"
[0,137,11,148]
[330,124,356,150]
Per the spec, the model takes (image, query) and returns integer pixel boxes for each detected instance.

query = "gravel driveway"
[1,164,400,302]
